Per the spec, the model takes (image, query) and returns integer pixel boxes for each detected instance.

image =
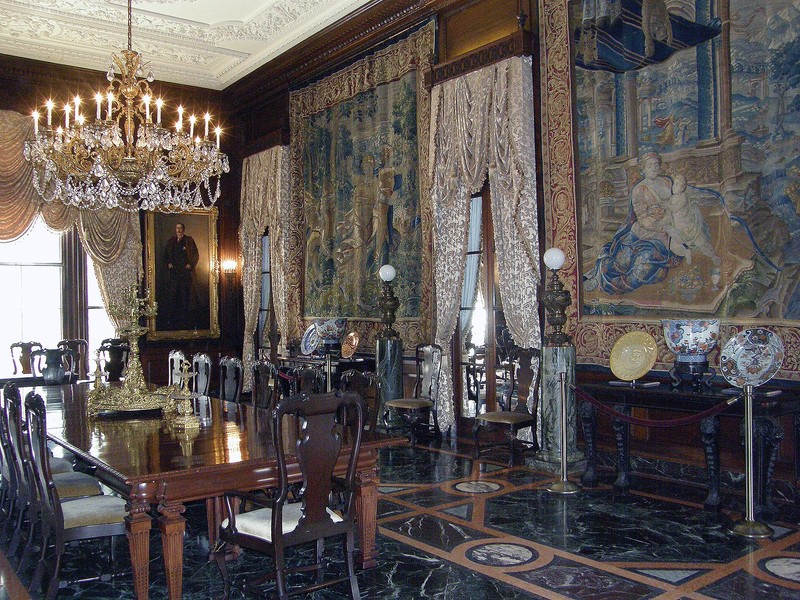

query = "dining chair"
[97,338,130,382]
[383,343,443,446]
[213,391,364,599]
[219,356,244,403]
[340,370,381,438]
[251,359,277,410]
[0,385,74,534]
[30,348,76,386]
[24,391,129,600]
[3,383,103,570]
[168,349,186,386]
[192,352,212,396]
[10,341,42,375]
[472,348,539,466]
[296,365,325,394]
[57,339,89,381]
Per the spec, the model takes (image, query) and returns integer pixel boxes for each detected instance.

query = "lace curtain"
[0,109,142,330]
[239,145,290,391]
[429,56,541,435]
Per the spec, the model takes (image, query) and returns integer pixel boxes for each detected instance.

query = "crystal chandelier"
[23,0,229,213]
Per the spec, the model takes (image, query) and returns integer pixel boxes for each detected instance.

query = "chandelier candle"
[23,0,228,213]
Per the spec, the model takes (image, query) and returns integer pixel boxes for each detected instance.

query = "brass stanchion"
[548,372,580,494]
[730,384,772,538]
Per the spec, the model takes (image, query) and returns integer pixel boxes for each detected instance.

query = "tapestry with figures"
[286,21,434,345]
[575,0,800,323]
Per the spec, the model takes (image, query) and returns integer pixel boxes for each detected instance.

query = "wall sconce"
[378,264,399,339]
[542,248,572,346]
[221,259,237,283]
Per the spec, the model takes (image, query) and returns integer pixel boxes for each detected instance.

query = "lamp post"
[376,264,403,423]
[533,248,586,475]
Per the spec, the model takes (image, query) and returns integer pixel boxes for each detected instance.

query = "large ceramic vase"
[662,319,720,388]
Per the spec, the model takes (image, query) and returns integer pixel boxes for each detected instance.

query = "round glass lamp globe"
[379,264,396,282]
[543,248,565,270]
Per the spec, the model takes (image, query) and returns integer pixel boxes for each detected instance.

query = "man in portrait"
[162,222,200,330]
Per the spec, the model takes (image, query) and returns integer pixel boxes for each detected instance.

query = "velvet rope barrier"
[571,385,741,428]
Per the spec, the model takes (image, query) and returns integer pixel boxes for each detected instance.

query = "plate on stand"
[300,324,320,356]
[719,328,784,388]
[340,332,360,359]
[609,331,658,382]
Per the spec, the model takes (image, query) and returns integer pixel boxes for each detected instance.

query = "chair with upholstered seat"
[383,344,443,446]
[340,370,381,438]
[57,339,89,382]
[2,383,102,571]
[168,349,186,386]
[10,341,42,375]
[219,356,244,403]
[192,352,212,396]
[472,348,539,467]
[213,391,364,600]
[97,338,130,382]
[24,391,129,600]
[251,359,277,410]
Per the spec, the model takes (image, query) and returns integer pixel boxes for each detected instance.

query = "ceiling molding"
[0,0,375,90]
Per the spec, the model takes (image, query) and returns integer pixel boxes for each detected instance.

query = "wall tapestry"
[287,20,435,347]
[575,0,800,327]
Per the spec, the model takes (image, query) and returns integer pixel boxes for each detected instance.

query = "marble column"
[533,344,585,473]
[376,336,403,424]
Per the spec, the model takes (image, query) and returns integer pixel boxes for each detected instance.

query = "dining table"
[23,382,397,600]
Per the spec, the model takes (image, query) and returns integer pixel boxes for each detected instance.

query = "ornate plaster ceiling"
[0,0,373,90]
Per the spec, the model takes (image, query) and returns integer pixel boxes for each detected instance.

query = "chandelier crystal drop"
[23,0,229,213]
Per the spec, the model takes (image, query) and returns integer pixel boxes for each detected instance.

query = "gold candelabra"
[87,285,170,415]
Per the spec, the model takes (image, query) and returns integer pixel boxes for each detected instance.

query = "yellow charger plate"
[609,331,658,381]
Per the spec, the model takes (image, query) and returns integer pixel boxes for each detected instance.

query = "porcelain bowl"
[314,318,348,344]
[662,319,720,356]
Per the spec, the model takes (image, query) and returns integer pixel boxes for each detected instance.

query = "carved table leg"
[613,404,630,490]
[355,464,378,569]
[158,499,186,600]
[700,415,721,509]
[125,493,152,600]
[579,401,597,487]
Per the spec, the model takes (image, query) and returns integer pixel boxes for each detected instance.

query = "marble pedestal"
[376,336,403,424]
[533,345,586,473]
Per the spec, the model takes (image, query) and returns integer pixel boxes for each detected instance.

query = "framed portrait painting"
[145,209,220,340]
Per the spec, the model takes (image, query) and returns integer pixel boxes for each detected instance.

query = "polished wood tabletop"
[19,382,392,600]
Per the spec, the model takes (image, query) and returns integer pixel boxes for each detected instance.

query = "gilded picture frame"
[145,208,220,340]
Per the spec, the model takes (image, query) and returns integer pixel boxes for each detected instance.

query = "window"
[257,233,273,355]
[0,220,116,376]
[0,220,63,366]
[86,255,116,359]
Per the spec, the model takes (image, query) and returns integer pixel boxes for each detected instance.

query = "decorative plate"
[609,331,658,381]
[340,331,360,359]
[719,328,784,388]
[300,324,320,356]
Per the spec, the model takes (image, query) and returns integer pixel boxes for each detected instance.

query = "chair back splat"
[192,353,212,396]
[340,370,381,438]
[213,391,364,599]
[219,356,243,402]
[251,359,277,410]
[168,349,186,386]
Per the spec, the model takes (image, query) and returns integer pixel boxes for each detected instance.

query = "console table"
[577,382,800,515]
